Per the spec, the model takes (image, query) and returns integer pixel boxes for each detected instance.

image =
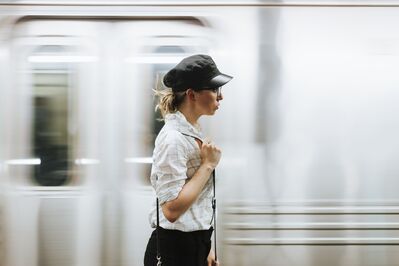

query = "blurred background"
[1,1,399,265]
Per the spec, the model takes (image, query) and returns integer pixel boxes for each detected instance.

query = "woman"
[144,54,233,266]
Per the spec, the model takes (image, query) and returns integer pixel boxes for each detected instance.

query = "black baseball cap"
[163,54,233,92]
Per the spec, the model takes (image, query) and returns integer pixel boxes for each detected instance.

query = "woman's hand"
[207,249,219,266]
[200,139,221,169]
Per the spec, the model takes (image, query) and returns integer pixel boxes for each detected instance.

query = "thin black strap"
[211,169,217,261]
[156,171,162,265]
[210,169,216,224]
[156,197,161,265]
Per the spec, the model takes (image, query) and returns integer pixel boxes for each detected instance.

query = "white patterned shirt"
[148,111,214,232]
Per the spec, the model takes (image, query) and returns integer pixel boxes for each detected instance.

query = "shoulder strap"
[155,197,162,266]
[211,170,217,261]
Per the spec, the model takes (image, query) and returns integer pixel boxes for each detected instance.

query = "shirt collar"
[165,111,203,140]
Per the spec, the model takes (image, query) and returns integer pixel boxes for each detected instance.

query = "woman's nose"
[217,93,223,101]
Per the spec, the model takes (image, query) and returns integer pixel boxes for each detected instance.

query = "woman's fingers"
[200,138,222,168]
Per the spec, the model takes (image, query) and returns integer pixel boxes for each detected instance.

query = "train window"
[30,45,76,186]
[8,19,104,189]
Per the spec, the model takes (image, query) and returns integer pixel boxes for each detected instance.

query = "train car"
[1,1,399,266]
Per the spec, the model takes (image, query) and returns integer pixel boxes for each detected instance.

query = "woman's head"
[155,54,232,118]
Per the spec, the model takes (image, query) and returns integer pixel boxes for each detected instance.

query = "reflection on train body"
[1,2,399,266]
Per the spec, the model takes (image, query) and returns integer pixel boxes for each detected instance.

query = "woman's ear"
[186,88,196,101]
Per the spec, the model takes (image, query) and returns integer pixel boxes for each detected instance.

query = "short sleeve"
[153,131,188,205]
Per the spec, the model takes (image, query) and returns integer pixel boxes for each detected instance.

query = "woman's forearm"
[162,163,214,223]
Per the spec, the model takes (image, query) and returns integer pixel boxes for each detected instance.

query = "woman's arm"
[161,162,214,222]
[162,141,220,223]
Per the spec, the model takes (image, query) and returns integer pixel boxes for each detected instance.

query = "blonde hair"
[154,87,186,119]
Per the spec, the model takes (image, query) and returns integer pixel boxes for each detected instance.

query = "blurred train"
[1,1,399,266]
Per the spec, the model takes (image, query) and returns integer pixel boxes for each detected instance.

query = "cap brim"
[205,73,233,88]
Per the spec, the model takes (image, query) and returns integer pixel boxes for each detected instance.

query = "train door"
[3,19,107,266]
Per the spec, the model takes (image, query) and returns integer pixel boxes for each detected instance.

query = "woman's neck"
[178,106,200,127]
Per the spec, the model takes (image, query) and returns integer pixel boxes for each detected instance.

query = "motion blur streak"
[1,1,399,266]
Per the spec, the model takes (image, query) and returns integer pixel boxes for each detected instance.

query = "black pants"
[144,227,213,266]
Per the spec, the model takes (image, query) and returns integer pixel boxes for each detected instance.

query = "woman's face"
[195,88,223,116]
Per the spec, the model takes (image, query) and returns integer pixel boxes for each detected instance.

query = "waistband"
[157,226,213,238]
